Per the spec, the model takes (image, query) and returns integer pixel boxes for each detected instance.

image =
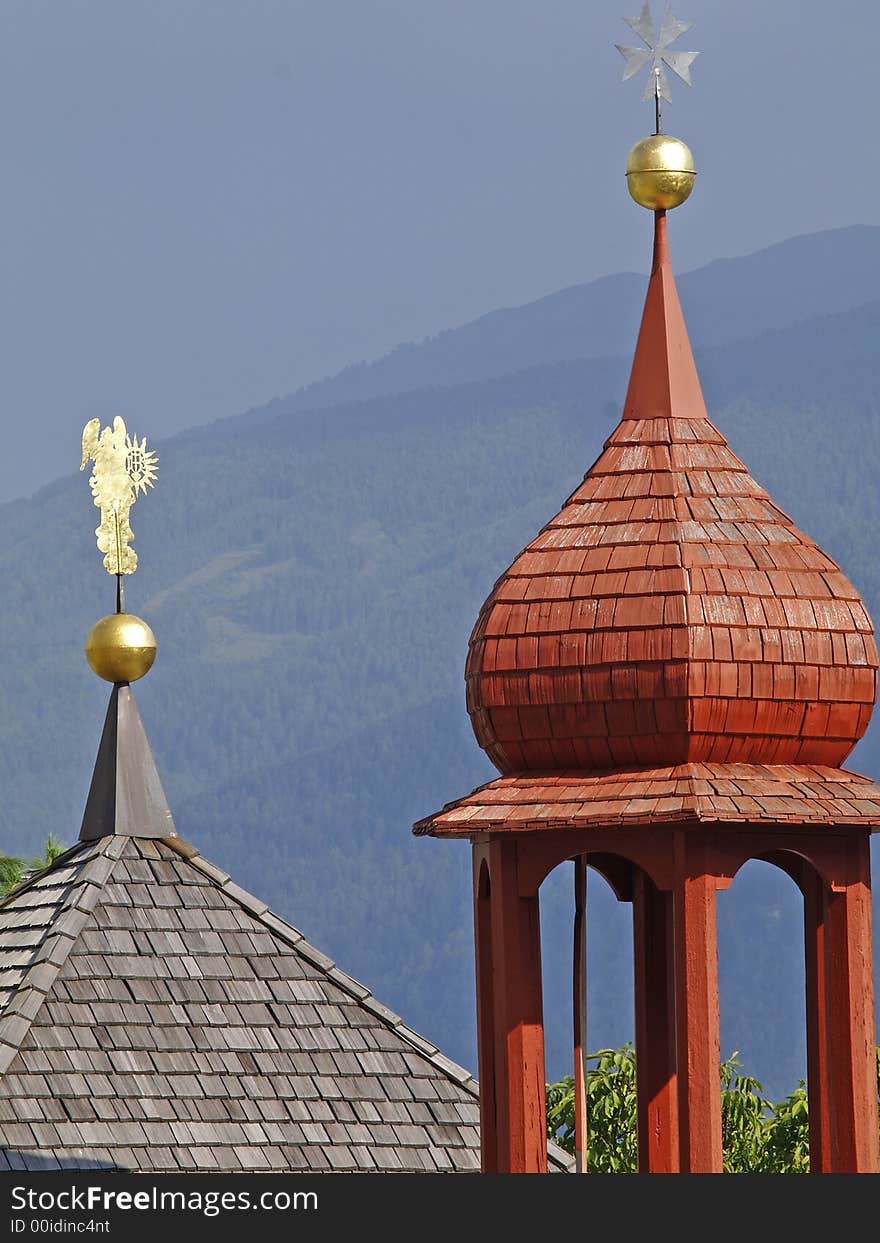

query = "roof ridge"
[159,836,483,1096]
[0,836,126,1073]
[157,835,572,1164]
[0,832,575,1173]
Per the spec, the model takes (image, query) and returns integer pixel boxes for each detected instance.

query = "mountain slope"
[1,288,879,1100]
[238,224,880,421]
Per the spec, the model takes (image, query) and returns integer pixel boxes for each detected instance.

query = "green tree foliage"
[760,1084,810,1174]
[547,1046,878,1172]
[0,836,66,899]
[719,1054,770,1173]
[547,1046,638,1172]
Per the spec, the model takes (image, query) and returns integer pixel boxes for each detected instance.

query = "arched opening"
[471,826,877,1173]
[716,855,807,1171]
[539,853,635,1170]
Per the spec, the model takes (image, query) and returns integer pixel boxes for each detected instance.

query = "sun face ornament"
[80,415,159,578]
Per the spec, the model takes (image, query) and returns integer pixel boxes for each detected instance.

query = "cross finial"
[615,3,699,134]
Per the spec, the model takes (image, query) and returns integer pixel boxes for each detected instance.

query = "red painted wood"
[802,860,832,1173]
[573,856,588,1173]
[512,829,675,898]
[484,839,548,1173]
[415,764,880,838]
[673,837,723,1172]
[633,868,678,1172]
[824,834,880,1172]
[463,209,876,774]
[473,846,498,1172]
[426,206,880,1177]
[462,820,879,1174]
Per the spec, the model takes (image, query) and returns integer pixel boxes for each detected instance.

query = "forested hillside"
[2,228,879,1099]
[246,223,880,420]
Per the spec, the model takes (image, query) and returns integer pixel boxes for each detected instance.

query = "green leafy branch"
[0,836,67,899]
[546,1044,862,1173]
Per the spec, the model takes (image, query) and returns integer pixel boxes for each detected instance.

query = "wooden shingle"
[0,837,574,1173]
[464,218,878,774]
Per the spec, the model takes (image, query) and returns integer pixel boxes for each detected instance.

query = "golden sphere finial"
[626,133,695,210]
[85,613,157,684]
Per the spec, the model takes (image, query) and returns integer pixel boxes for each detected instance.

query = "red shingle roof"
[465,214,877,774]
[414,764,880,836]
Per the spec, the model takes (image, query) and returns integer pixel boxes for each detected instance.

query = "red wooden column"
[673,832,723,1172]
[473,846,498,1172]
[472,837,547,1173]
[632,865,678,1172]
[802,860,832,1173]
[823,832,879,1172]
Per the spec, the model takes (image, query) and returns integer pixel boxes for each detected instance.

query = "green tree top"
[0,836,66,899]
[545,1045,868,1173]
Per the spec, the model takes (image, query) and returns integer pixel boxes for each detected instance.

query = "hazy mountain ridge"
[3,226,880,1098]
[221,223,880,428]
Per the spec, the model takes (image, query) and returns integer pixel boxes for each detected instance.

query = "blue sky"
[0,0,875,499]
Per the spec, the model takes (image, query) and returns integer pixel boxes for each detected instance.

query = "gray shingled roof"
[0,834,572,1173]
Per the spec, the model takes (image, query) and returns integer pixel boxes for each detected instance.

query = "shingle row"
[0,834,572,1173]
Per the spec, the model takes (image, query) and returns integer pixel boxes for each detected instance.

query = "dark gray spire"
[79,684,176,841]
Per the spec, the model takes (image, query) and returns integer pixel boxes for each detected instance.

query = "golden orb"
[626,134,696,210]
[85,613,157,683]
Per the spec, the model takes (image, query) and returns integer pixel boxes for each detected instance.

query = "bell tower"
[415,7,880,1174]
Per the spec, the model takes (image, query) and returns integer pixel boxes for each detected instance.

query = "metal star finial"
[615,3,699,132]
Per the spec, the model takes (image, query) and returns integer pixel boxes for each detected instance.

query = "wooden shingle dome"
[466,214,878,773]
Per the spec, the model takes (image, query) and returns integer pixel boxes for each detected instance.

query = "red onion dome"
[466,215,877,773]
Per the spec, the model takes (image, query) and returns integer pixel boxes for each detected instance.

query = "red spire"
[465,212,878,773]
[621,211,705,422]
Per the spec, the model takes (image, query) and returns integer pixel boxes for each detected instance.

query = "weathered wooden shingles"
[0,836,526,1173]
[466,219,877,773]
[0,843,103,1017]
[414,763,880,836]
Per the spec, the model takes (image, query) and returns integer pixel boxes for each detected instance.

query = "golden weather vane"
[80,415,158,610]
[80,415,160,684]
